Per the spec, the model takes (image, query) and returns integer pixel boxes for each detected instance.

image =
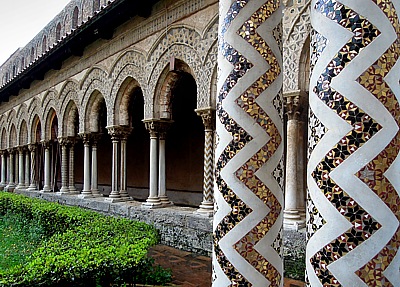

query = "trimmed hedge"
[0,192,162,287]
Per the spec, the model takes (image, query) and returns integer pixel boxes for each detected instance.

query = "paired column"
[214,0,284,286]
[79,134,92,197]
[42,141,52,192]
[24,147,30,188]
[59,138,69,193]
[157,121,172,205]
[68,139,77,193]
[5,149,16,192]
[307,1,399,285]
[283,92,305,230]
[195,108,215,216]
[0,151,6,188]
[106,126,132,202]
[16,147,25,190]
[143,120,162,207]
[28,144,37,191]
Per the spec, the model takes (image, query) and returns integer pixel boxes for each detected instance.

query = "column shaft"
[80,137,92,197]
[307,1,400,285]
[142,122,161,207]
[109,138,120,198]
[59,142,69,193]
[17,149,24,189]
[119,137,128,198]
[196,109,215,215]
[68,142,77,193]
[91,138,101,197]
[25,149,30,188]
[0,153,6,188]
[28,145,37,190]
[158,136,170,204]
[43,144,51,191]
[213,1,284,286]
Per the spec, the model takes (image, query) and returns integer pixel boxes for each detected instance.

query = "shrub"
[0,192,170,287]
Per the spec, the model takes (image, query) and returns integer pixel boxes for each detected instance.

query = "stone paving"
[149,245,305,287]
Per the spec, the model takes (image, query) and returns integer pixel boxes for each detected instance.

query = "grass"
[0,213,46,271]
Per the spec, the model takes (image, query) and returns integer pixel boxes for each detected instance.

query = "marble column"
[195,108,215,215]
[79,134,92,197]
[28,144,37,191]
[307,1,399,286]
[106,126,121,201]
[283,92,305,230]
[214,1,284,286]
[296,119,306,217]
[91,134,102,197]
[0,151,6,188]
[5,149,16,191]
[25,147,30,188]
[119,127,132,199]
[59,138,69,193]
[143,120,162,208]
[157,121,172,205]
[16,147,25,190]
[42,141,51,192]
[68,139,78,193]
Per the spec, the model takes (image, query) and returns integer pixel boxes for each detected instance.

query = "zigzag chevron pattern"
[203,128,214,203]
[307,0,400,286]
[213,0,284,286]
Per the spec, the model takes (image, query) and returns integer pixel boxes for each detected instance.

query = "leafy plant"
[0,192,171,287]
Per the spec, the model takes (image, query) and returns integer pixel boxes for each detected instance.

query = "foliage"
[0,192,171,287]
[0,213,46,271]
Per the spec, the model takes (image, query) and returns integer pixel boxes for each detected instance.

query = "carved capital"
[284,91,303,120]
[28,144,37,152]
[106,126,132,141]
[41,140,51,149]
[58,137,71,146]
[196,108,215,131]
[143,119,173,139]
[17,146,24,154]
[79,133,91,144]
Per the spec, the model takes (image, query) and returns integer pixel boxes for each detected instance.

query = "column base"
[104,197,129,203]
[91,189,103,197]
[194,202,214,216]
[0,183,6,189]
[4,184,15,192]
[284,210,306,231]
[142,197,163,208]
[27,185,38,191]
[159,196,173,206]
[68,187,79,194]
[41,185,52,192]
[59,187,70,193]
[78,192,93,199]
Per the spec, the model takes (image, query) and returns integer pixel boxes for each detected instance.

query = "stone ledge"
[15,190,213,256]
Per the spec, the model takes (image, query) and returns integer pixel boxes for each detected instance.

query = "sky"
[0,0,71,65]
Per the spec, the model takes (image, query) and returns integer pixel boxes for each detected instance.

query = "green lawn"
[0,214,46,271]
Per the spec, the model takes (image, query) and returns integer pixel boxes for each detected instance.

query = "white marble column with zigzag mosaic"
[213,0,284,286]
[307,0,400,286]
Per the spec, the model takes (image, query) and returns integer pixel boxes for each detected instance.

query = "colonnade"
[0,108,216,215]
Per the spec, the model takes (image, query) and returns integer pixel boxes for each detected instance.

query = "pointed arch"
[19,120,28,146]
[1,128,7,150]
[63,100,79,137]
[84,90,107,133]
[113,77,143,126]
[9,125,17,148]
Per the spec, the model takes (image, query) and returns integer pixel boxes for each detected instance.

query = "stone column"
[42,141,51,192]
[157,121,172,205]
[119,127,132,199]
[214,1,283,286]
[283,92,305,230]
[5,149,16,191]
[143,120,162,208]
[79,134,92,197]
[28,144,37,191]
[59,138,69,193]
[91,134,102,197]
[307,1,399,286]
[106,126,121,201]
[296,119,306,217]
[16,147,24,190]
[195,108,215,215]
[24,147,30,188]
[68,139,78,193]
[0,151,6,188]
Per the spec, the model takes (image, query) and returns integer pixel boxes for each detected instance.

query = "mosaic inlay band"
[214,0,284,286]
[307,0,400,286]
